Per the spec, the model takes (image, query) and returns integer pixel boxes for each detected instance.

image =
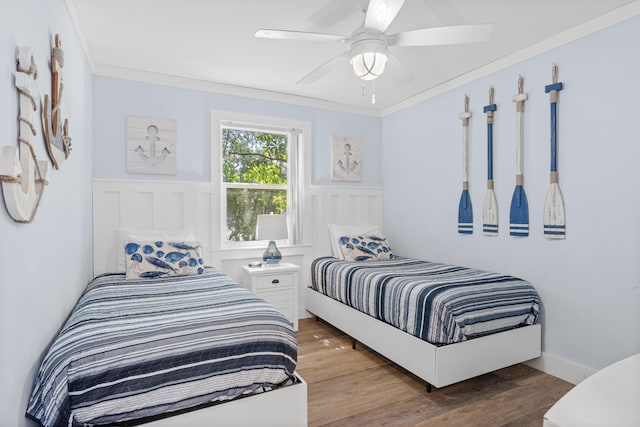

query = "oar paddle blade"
[483,189,498,236]
[509,185,529,237]
[458,190,473,234]
[544,183,565,239]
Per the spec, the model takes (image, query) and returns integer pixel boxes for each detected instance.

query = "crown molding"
[64,0,640,118]
[64,0,96,73]
[382,1,640,116]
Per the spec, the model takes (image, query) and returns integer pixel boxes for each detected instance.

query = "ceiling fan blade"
[255,29,346,43]
[387,51,414,85]
[420,0,464,25]
[389,24,492,47]
[364,0,406,33]
[297,52,350,85]
[310,0,365,29]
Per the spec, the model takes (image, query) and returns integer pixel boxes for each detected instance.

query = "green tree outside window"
[223,129,288,241]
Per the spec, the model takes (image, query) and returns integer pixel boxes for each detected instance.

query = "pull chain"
[360,80,378,105]
[372,79,376,104]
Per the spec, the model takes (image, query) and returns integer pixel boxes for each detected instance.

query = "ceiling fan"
[255,0,492,86]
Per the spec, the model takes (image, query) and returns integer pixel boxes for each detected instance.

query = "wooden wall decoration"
[509,76,529,237]
[544,65,566,239]
[458,95,473,234]
[0,47,49,223]
[42,34,72,169]
[331,136,362,182]
[126,115,176,175]
[483,86,498,236]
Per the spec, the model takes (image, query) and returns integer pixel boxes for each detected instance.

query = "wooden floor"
[296,317,573,427]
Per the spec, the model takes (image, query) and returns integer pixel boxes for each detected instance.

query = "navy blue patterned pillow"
[338,235,394,261]
[125,240,204,279]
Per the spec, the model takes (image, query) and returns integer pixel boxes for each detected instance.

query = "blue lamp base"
[262,240,282,264]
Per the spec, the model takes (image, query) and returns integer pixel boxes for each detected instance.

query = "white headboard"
[309,185,385,260]
[92,179,212,276]
[92,179,385,292]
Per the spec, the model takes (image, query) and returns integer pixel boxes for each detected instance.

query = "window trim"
[211,110,310,250]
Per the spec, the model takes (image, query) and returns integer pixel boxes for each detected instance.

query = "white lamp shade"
[350,39,388,81]
[256,214,288,241]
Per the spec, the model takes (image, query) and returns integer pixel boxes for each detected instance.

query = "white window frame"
[211,110,309,250]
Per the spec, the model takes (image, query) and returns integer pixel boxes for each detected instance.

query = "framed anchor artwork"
[331,136,362,182]
[126,115,176,175]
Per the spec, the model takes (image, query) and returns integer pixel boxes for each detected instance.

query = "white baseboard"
[525,352,597,385]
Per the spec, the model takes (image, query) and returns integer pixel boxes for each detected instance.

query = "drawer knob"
[272,279,280,284]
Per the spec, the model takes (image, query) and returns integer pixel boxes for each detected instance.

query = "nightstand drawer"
[261,291,294,321]
[255,273,293,290]
[261,290,293,307]
[241,262,300,331]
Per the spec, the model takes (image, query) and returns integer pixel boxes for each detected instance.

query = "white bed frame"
[146,375,307,427]
[92,179,308,426]
[305,287,541,390]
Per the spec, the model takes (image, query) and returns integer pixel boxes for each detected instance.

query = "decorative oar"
[483,87,498,236]
[458,95,473,234]
[510,76,529,237]
[544,65,566,239]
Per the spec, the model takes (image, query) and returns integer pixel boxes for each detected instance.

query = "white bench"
[543,353,640,427]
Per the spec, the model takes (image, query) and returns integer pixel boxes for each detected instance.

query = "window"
[211,111,306,248]
[222,127,287,242]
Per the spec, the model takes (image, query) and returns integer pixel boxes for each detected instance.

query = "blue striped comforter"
[26,268,297,427]
[311,257,539,345]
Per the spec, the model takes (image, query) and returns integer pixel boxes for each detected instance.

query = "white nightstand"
[241,262,300,331]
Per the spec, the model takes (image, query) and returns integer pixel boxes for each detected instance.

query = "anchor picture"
[331,136,362,181]
[338,143,358,173]
[135,125,170,165]
[126,115,176,175]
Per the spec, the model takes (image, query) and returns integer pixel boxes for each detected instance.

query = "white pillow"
[328,224,381,259]
[338,235,394,262]
[124,240,204,280]
[116,227,195,273]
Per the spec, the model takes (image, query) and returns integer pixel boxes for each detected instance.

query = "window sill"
[211,244,312,260]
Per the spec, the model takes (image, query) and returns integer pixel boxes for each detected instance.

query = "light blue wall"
[0,1,93,426]
[93,77,382,186]
[4,3,638,425]
[382,16,640,372]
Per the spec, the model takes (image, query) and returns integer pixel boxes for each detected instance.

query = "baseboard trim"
[525,352,596,385]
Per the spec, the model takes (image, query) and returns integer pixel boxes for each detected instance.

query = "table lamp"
[256,214,288,264]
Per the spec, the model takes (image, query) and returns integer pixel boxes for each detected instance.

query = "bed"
[306,254,542,391]
[26,267,304,427]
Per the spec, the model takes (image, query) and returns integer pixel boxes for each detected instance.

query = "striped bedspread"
[311,257,539,345]
[26,268,297,427]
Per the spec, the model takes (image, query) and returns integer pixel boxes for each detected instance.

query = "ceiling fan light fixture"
[350,39,388,81]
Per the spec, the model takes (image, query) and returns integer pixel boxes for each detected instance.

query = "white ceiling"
[68,0,636,113]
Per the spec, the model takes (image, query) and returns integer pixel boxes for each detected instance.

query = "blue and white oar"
[510,76,529,237]
[458,95,473,234]
[544,65,566,239]
[483,86,498,236]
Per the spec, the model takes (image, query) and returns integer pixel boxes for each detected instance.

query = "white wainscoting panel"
[93,179,212,276]
[92,180,384,316]
[309,186,384,261]
[91,180,589,388]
